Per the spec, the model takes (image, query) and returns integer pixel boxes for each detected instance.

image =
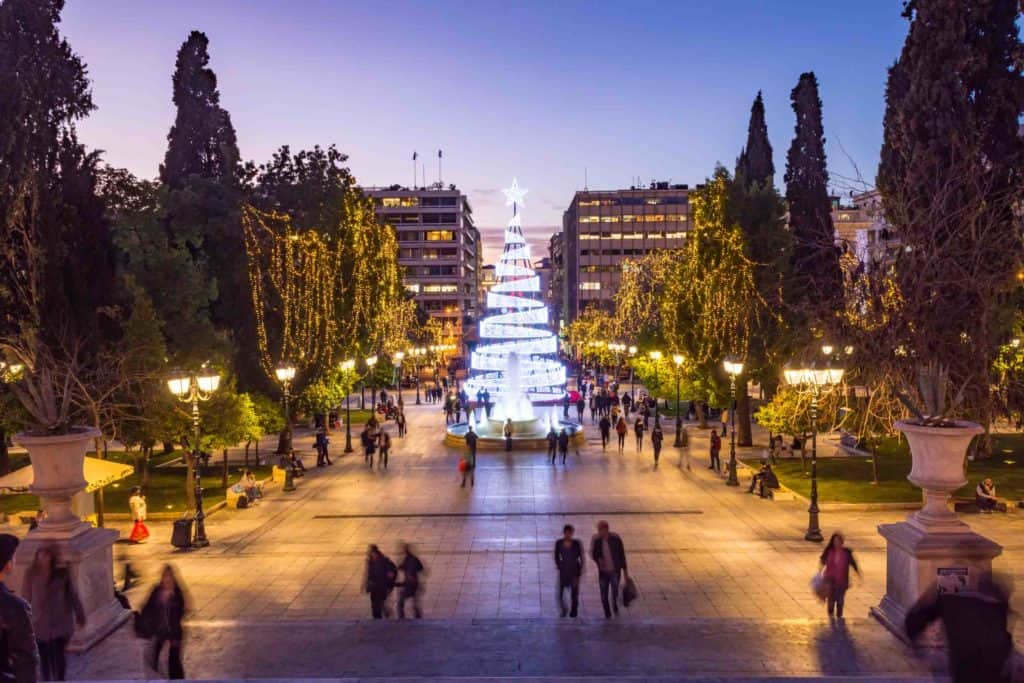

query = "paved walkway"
[65,400,1024,679]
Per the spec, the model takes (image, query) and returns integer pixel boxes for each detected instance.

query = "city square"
[2,1,1024,681]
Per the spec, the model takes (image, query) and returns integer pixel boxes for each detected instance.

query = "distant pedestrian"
[128,487,149,544]
[819,533,860,619]
[576,397,585,423]
[554,524,584,618]
[557,429,570,465]
[622,392,632,415]
[590,521,629,619]
[140,565,187,679]
[0,535,37,683]
[377,430,391,469]
[905,572,1014,683]
[615,416,628,453]
[397,544,426,619]
[634,417,645,452]
[361,426,376,466]
[396,411,407,437]
[364,545,397,619]
[599,415,611,451]
[23,545,83,681]
[504,419,514,451]
[444,397,454,425]
[546,427,558,463]
[651,424,663,467]
[641,403,651,430]
[709,430,722,472]
[462,427,477,488]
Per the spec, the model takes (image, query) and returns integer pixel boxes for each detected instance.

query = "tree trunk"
[244,441,250,469]
[162,441,174,455]
[221,449,228,489]
[255,438,260,466]
[870,441,880,485]
[695,401,708,429]
[142,446,151,489]
[737,392,753,447]
[275,429,290,455]
[0,428,8,476]
[96,439,108,528]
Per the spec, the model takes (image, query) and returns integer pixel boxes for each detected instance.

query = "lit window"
[405,283,421,293]
[579,282,601,290]
[423,284,459,293]
[382,197,401,207]
[425,230,455,241]
[646,199,661,205]
[401,197,420,207]
[580,216,601,223]
[600,216,620,223]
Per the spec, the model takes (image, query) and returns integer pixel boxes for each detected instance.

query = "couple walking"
[554,520,629,619]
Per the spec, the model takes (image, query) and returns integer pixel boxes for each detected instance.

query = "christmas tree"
[465,179,565,408]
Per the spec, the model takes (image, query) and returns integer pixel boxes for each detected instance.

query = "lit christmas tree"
[465,179,565,410]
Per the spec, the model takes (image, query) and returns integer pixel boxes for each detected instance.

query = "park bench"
[953,497,1009,514]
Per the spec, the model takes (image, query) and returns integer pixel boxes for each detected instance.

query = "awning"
[0,457,134,495]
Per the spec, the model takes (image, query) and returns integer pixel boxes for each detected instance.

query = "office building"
[363,185,481,347]
[561,182,690,324]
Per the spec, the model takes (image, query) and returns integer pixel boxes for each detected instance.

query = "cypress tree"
[784,72,842,320]
[735,91,775,190]
[160,31,239,188]
[877,0,1024,430]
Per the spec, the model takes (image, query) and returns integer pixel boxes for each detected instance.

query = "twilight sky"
[61,0,908,264]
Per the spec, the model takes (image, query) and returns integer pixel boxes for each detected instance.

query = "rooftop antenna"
[438,149,443,187]
[584,167,588,191]
[412,151,418,189]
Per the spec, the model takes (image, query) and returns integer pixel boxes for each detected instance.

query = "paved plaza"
[66,401,1024,679]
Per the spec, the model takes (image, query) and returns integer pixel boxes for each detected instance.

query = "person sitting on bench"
[748,462,780,498]
[976,478,1000,513]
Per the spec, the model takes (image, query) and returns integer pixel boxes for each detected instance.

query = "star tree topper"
[502,178,529,208]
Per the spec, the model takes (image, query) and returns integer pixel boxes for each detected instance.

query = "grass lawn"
[0,448,273,516]
[755,433,1024,504]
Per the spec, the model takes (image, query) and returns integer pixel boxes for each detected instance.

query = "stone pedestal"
[871,419,1002,642]
[11,428,129,652]
[871,519,1001,643]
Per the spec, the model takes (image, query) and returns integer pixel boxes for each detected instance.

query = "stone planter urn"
[11,427,129,651]
[872,419,1001,641]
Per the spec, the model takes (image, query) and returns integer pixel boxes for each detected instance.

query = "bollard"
[283,468,296,492]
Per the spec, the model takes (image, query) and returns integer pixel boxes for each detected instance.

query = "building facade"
[561,182,690,324]
[831,190,900,272]
[363,185,481,347]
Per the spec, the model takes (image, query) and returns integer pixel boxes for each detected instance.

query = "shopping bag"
[622,577,639,607]
[811,572,830,601]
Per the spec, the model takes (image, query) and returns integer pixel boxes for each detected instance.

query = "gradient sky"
[61,1,908,263]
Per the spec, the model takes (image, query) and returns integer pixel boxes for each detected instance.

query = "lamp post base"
[725,460,739,486]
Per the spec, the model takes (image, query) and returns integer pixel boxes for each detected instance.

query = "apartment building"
[363,185,481,347]
[561,182,690,324]
[831,190,900,272]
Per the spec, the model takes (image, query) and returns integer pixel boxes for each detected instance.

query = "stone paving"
[63,400,1024,679]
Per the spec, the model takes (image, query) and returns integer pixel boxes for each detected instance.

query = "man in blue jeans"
[590,520,629,618]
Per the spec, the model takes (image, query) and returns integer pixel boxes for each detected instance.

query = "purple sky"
[60,1,908,264]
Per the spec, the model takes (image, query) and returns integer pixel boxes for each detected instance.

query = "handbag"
[811,571,830,601]
[622,577,639,607]
[133,609,153,638]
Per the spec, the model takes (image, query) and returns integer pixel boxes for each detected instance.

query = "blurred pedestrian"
[906,572,1014,683]
[377,429,392,469]
[651,424,663,468]
[128,487,149,544]
[396,410,407,438]
[599,414,611,451]
[554,524,584,618]
[590,521,628,619]
[364,545,397,619]
[709,430,722,472]
[397,544,426,619]
[503,419,514,452]
[634,417,645,453]
[819,532,860,619]
[462,427,477,488]
[0,534,37,682]
[557,429,569,465]
[615,416,628,454]
[140,565,187,679]
[575,396,585,423]
[23,546,84,681]
[547,427,558,464]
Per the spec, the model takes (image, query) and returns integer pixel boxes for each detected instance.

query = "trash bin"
[171,518,193,549]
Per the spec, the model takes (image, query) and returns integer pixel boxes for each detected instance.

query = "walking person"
[590,521,629,618]
[396,410,407,438]
[397,544,426,619]
[709,429,722,472]
[128,486,149,544]
[361,425,376,466]
[23,546,84,681]
[819,532,860,619]
[545,427,558,464]
[504,418,514,452]
[554,524,584,618]
[557,429,570,465]
[364,545,397,619]
[0,535,37,682]
[634,417,645,453]
[615,416,628,454]
[575,396,585,423]
[140,565,188,679]
[377,429,392,469]
[651,423,663,468]
[462,426,477,488]
[599,414,611,451]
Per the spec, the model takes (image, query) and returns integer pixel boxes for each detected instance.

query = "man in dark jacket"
[590,521,629,618]
[546,427,558,464]
[462,427,478,488]
[906,574,1014,683]
[554,525,584,618]
[0,534,38,682]
[599,415,611,450]
[364,545,397,619]
[557,429,570,465]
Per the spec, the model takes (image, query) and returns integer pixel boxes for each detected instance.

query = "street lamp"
[275,363,297,451]
[340,359,356,453]
[409,347,426,404]
[393,351,406,405]
[783,347,845,542]
[723,357,744,486]
[672,354,685,447]
[628,345,638,401]
[367,355,379,414]
[167,368,221,548]
[649,350,663,419]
